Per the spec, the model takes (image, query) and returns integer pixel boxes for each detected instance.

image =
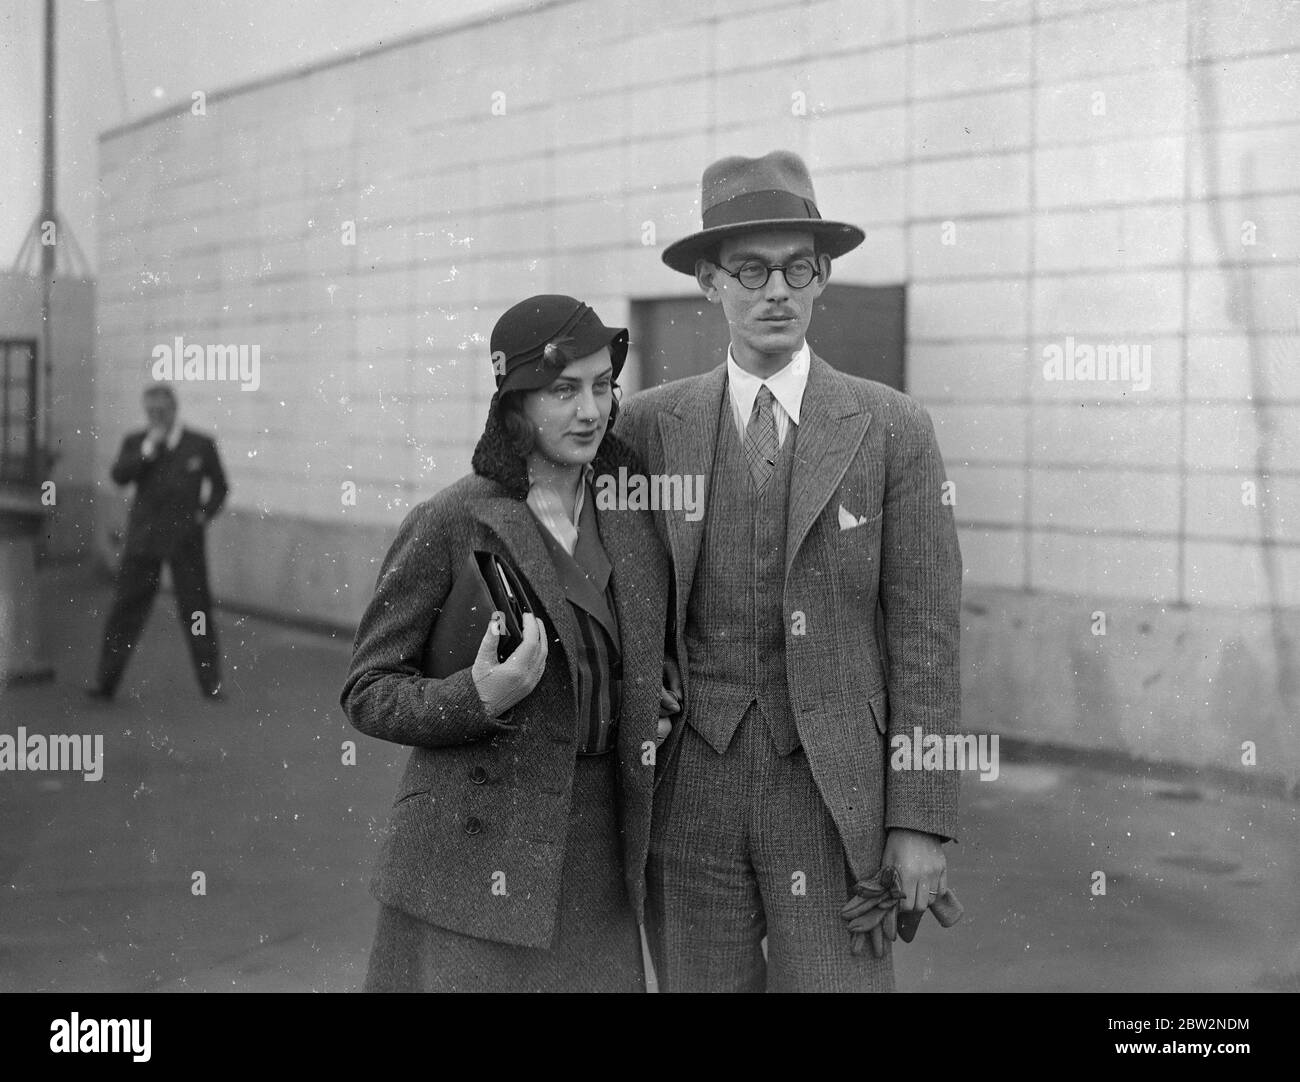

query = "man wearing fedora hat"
[616,150,964,991]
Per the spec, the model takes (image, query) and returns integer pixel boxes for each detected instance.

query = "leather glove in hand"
[840,864,964,958]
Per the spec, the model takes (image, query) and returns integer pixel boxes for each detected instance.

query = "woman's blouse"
[527,474,623,755]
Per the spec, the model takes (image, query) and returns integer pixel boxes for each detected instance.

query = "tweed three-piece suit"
[616,352,963,991]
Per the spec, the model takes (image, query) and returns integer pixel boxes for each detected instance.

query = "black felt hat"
[490,295,628,394]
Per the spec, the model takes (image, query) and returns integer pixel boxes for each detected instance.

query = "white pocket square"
[838,504,871,531]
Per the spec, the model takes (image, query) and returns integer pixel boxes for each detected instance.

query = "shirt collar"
[725,341,810,425]
[526,462,595,557]
[574,461,595,514]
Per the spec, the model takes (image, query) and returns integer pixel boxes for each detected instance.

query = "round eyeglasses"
[719,258,820,290]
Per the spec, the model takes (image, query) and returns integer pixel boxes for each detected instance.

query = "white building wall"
[93,0,1300,779]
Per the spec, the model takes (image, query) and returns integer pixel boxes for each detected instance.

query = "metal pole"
[0,3,58,687]
[40,0,55,466]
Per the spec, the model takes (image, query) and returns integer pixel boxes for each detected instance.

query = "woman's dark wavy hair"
[470,343,622,501]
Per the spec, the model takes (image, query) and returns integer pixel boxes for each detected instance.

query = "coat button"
[463,816,482,836]
[469,766,488,785]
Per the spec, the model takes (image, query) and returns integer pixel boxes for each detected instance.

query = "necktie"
[743,385,778,494]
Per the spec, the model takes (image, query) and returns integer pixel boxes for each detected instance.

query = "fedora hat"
[489,294,628,395]
[661,150,864,275]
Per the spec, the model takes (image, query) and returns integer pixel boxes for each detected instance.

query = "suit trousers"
[96,531,222,696]
[647,704,894,992]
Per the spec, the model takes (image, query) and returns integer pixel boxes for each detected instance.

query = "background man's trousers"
[646,704,894,992]
[96,530,221,696]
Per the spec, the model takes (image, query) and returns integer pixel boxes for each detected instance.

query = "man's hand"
[881,827,946,913]
[841,853,964,958]
[843,831,948,958]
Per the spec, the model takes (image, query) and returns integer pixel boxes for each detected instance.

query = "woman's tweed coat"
[340,405,670,949]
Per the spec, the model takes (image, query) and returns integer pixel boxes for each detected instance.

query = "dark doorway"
[630,284,905,390]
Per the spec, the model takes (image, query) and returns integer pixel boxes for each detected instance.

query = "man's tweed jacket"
[340,427,670,949]
[616,354,963,882]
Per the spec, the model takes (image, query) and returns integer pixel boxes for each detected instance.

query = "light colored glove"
[470,611,548,719]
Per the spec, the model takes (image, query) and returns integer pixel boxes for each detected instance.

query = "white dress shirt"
[725,341,810,448]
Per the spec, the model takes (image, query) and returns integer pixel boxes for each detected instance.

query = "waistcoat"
[683,388,800,755]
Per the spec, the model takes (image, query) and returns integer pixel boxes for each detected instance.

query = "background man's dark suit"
[94,426,229,697]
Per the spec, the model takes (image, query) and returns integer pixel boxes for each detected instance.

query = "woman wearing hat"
[341,295,676,992]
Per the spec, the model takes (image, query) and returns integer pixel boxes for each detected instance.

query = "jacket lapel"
[655,363,728,634]
[785,354,873,576]
[470,496,581,700]
[535,511,621,650]
[595,499,666,764]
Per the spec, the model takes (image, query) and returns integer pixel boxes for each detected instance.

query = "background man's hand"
[142,428,166,457]
[882,827,947,912]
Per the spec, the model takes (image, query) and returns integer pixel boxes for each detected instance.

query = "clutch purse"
[421,550,536,677]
